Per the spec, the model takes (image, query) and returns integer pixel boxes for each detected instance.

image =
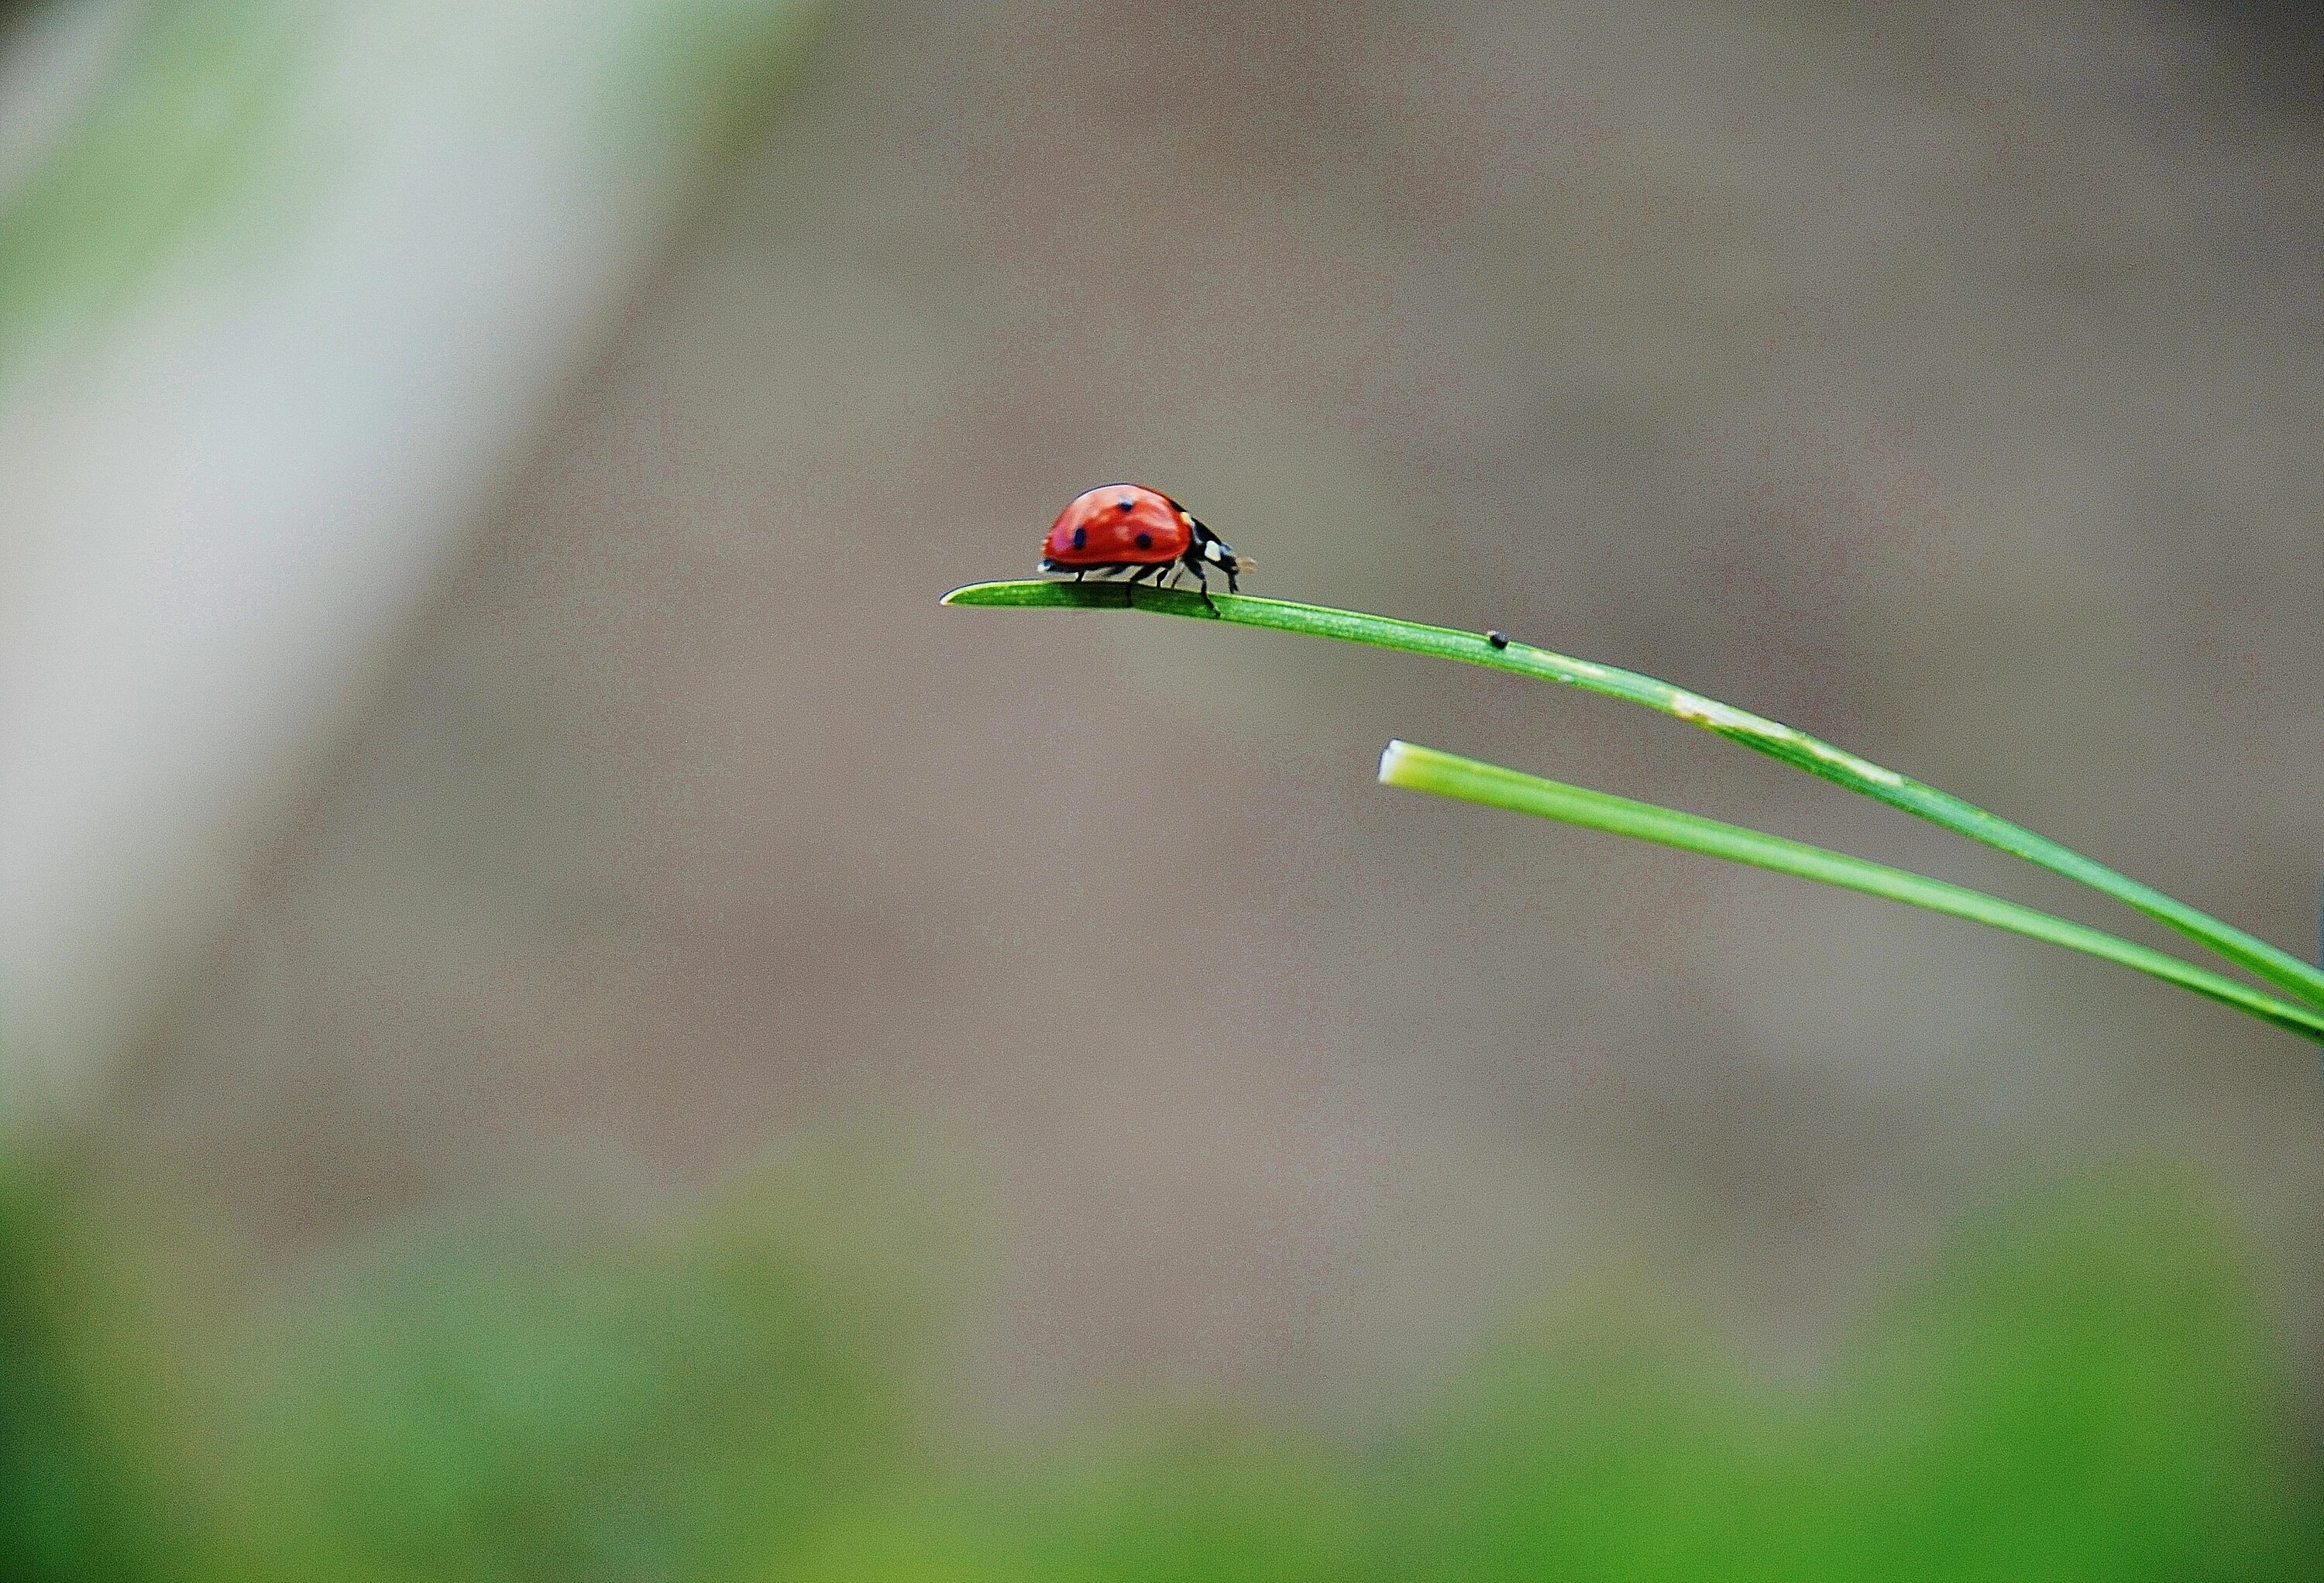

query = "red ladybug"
[1040,484,1249,607]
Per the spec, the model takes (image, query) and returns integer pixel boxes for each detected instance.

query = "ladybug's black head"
[1181,514,1250,595]
[1195,531,1246,576]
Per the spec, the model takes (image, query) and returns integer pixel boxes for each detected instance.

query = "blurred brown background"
[41,0,2324,1434]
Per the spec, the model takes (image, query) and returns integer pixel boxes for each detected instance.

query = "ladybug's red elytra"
[1039,484,1249,608]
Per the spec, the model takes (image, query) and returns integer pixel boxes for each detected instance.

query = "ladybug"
[1039,484,1249,608]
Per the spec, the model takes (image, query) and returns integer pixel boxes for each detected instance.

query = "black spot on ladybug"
[1134,531,1153,549]
[1117,496,1136,511]
[1487,630,1508,649]
[1072,526,1087,549]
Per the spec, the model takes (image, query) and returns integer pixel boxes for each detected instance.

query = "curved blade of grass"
[945,579,2324,1011]
[1376,740,2324,1044]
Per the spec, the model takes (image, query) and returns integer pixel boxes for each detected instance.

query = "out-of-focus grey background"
[8,0,2324,1470]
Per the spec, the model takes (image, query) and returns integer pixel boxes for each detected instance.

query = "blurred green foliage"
[0,1165,170,1583]
[1397,1175,2296,1583]
[0,1156,2311,1581]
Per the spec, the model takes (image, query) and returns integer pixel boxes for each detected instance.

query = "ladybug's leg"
[1185,557,1219,614]
[1172,548,1195,597]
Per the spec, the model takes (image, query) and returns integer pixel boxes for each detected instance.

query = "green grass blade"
[1375,740,2324,1044]
[944,579,2324,1011]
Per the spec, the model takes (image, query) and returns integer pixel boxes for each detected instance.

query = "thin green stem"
[944,579,2324,1011]
[1377,740,2324,1044]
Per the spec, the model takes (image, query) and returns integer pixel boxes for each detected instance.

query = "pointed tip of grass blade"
[941,579,1232,616]
[942,579,1086,609]
[942,579,1119,608]
[941,581,1016,606]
